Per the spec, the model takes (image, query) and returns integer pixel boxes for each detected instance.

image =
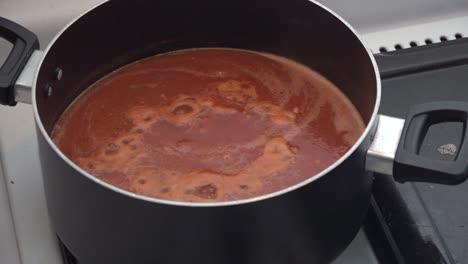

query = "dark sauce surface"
[52,48,364,202]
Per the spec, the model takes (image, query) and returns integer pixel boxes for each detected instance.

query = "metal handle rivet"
[45,84,53,97]
[55,67,63,81]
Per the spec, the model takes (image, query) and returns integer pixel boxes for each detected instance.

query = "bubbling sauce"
[52,48,365,203]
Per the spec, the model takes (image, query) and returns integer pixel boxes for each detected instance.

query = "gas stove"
[1,1,468,263]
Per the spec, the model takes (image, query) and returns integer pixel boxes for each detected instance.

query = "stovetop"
[56,34,468,264]
[372,38,468,264]
[1,1,468,264]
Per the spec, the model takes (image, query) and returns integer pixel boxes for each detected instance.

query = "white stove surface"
[0,2,104,264]
[1,1,468,263]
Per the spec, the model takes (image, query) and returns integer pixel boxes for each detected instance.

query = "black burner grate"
[58,238,78,264]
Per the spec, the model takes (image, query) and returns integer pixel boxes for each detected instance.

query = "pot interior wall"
[35,0,377,134]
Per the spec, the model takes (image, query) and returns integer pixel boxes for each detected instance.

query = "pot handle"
[394,101,468,184]
[0,17,39,106]
[367,101,468,185]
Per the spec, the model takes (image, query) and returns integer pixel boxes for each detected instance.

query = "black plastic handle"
[0,17,39,106]
[394,101,468,185]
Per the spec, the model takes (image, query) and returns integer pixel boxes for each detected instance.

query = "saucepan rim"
[32,0,382,207]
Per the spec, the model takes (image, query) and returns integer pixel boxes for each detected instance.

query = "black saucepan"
[1,0,467,263]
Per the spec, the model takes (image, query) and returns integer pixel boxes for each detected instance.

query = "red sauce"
[52,48,365,203]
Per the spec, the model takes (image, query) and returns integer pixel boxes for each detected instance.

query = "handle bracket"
[14,50,43,104]
[366,115,405,175]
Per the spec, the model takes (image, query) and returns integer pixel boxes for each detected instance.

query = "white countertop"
[0,2,104,264]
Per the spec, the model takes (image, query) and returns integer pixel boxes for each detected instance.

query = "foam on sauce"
[52,48,365,202]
